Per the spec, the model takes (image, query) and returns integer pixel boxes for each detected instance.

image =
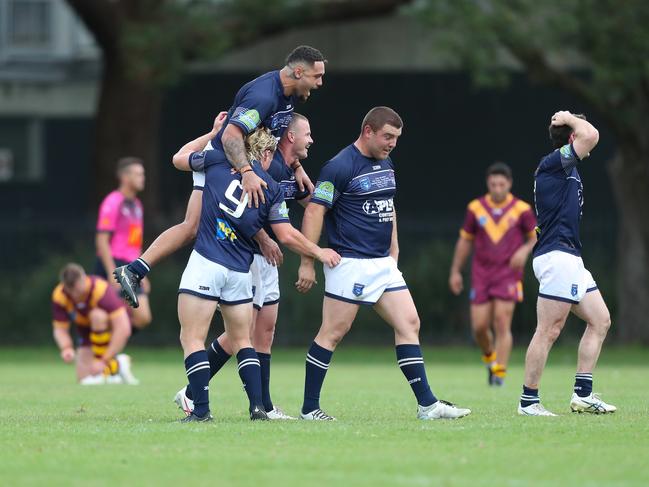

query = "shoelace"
[438,400,457,407]
[313,409,334,420]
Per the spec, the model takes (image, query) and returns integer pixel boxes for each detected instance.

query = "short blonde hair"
[245,127,277,163]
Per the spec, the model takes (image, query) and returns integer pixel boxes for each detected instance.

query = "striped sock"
[237,348,262,412]
[396,344,437,407]
[520,385,540,407]
[302,342,333,414]
[258,352,273,412]
[127,258,150,279]
[574,372,593,397]
[185,350,210,417]
[482,351,497,367]
[185,338,231,401]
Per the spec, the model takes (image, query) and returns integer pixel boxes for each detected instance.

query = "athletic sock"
[89,329,114,375]
[127,258,150,280]
[574,372,593,397]
[482,351,497,367]
[236,348,263,412]
[492,363,507,378]
[520,385,540,407]
[302,342,333,414]
[258,352,273,412]
[185,350,210,417]
[396,344,437,407]
[185,338,231,400]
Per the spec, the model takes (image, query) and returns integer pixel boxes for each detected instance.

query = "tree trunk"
[607,148,649,343]
[93,52,162,217]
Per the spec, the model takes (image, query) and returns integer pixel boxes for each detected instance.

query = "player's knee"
[543,324,562,343]
[494,315,512,333]
[89,309,109,331]
[132,310,152,328]
[405,314,420,335]
[594,312,612,334]
[321,322,351,348]
[179,328,202,353]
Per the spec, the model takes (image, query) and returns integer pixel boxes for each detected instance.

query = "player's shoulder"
[511,195,532,212]
[467,197,484,213]
[241,71,278,99]
[325,144,358,171]
[51,284,67,304]
[267,152,289,181]
[100,190,123,206]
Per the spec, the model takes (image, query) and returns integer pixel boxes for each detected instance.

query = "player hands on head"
[173,125,339,423]
[51,263,139,386]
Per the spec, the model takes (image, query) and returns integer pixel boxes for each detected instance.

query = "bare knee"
[179,328,203,354]
[592,313,612,335]
[89,309,109,331]
[132,306,152,329]
[537,322,563,344]
[317,321,352,349]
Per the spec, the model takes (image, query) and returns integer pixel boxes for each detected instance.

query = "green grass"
[1,346,647,487]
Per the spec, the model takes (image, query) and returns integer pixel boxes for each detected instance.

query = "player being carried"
[114,44,324,300]
[449,162,537,386]
[172,112,316,420]
[295,106,471,421]
[518,111,616,416]
[175,127,339,422]
[51,263,138,385]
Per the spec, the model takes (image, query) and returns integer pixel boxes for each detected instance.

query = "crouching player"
[176,128,340,422]
[51,263,138,385]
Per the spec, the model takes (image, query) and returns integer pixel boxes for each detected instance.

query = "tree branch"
[65,0,119,56]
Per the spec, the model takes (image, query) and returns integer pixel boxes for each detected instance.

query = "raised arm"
[222,124,267,207]
[551,111,599,159]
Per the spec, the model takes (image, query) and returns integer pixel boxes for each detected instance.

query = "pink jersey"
[96,190,144,261]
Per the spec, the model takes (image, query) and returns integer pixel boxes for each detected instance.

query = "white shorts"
[250,254,280,309]
[324,256,407,305]
[533,250,597,304]
[178,250,252,305]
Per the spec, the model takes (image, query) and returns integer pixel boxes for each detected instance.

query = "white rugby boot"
[517,402,557,416]
[80,374,106,385]
[300,408,337,421]
[417,400,471,420]
[266,406,297,420]
[173,386,194,416]
[116,354,140,385]
[570,393,617,414]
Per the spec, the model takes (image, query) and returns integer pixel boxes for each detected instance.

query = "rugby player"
[295,107,471,420]
[449,162,537,386]
[95,157,152,329]
[173,113,315,420]
[51,263,138,385]
[518,111,616,416]
[175,127,340,422]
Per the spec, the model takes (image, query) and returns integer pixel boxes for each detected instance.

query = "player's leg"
[491,299,516,385]
[300,296,359,419]
[518,296,570,415]
[470,301,497,383]
[178,292,217,421]
[569,289,616,413]
[220,302,266,419]
[374,288,470,420]
[84,308,121,384]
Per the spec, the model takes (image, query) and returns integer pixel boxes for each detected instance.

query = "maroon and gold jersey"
[51,276,126,333]
[461,193,536,285]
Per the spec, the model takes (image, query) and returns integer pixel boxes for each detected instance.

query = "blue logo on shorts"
[571,284,578,297]
[352,283,365,297]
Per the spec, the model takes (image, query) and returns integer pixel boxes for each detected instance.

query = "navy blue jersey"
[266,151,311,202]
[209,71,295,161]
[311,144,396,258]
[533,143,583,258]
[192,150,290,272]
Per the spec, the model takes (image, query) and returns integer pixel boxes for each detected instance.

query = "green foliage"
[2,347,648,486]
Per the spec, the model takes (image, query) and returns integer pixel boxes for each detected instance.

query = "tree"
[65,0,410,215]
[412,0,649,342]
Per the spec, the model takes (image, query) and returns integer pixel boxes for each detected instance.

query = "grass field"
[1,346,647,487]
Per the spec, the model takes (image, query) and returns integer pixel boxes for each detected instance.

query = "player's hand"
[258,237,284,267]
[316,248,341,268]
[90,359,106,376]
[449,271,463,295]
[293,165,315,194]
[509,248,529,271]
[295,261,317,293]
[212,111,228,134]
[60,347,75,363]
[241,170,267,208]
[551,111,572,126]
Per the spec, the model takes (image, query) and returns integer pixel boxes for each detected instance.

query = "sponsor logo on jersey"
[359,177,371,192]
[560,144,573,159]
[233,108,261,131]
[352,283,365,297]
[314,181,335,203]
[478,215,488,227]
[216,218,238,242]
[571,284,578,297]
[277,201,289,219]
[362,198,394,221]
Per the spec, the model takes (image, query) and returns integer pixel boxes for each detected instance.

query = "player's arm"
[449,234,473,296]
[292,163,315,195]
[295,202,327,293]
[53,322,75,363]
[222,124,267,207]
[270,221,340,267]
[173,112,228,171]
[509,231,537,271]
[390,209,399,263]
[140,189,203,267]
[253,229,284,267]
[551,111,599,159]
[96,232,117,283]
